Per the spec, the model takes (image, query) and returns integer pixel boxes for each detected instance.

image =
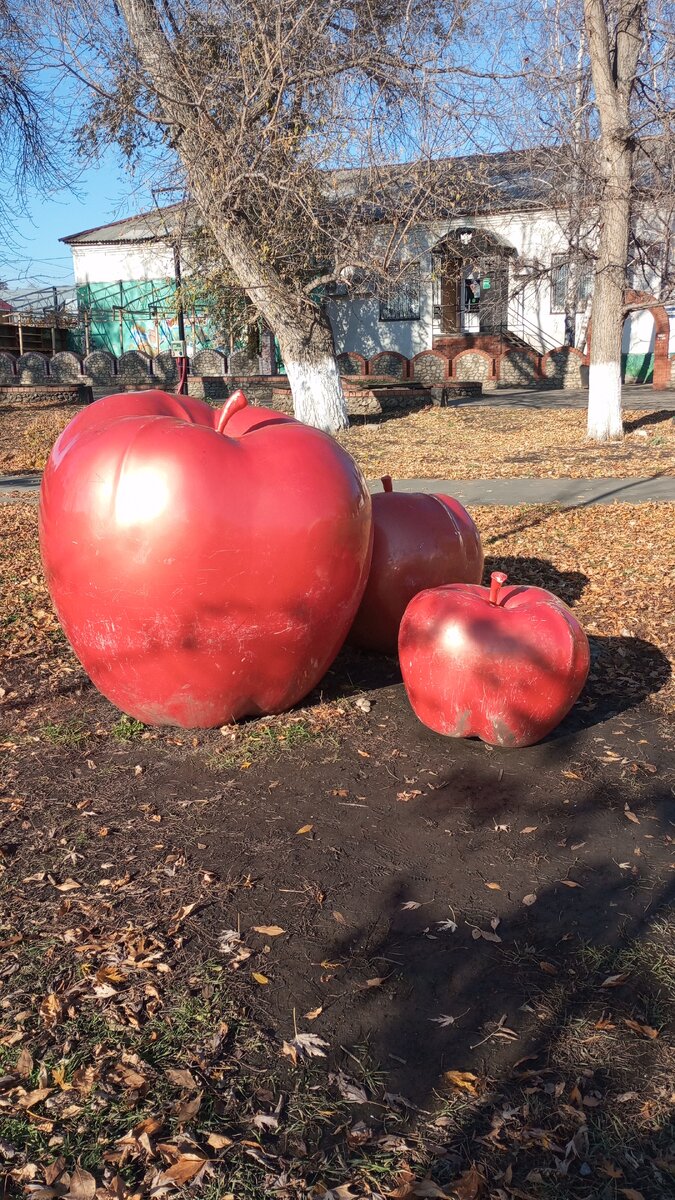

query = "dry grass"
[338,405,675,479]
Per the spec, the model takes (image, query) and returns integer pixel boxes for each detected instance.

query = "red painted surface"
[399,572,590,747]
[40,389,373,728]
[349,476,483,655]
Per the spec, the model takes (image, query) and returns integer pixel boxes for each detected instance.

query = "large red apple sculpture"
[399,571,590,747]
[39,389,373,728]
[349,476,483,654]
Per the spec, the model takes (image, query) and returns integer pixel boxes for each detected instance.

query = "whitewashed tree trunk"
[587,360,623,439]
[283,353,348,432]
[278,310,348,432]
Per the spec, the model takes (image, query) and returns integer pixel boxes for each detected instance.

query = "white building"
[62,150,674,389]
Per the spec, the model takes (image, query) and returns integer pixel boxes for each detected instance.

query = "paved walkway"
[454,384,675,409]
[3,471,675,506]
[385,475,675,505]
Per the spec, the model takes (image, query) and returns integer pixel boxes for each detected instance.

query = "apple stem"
[216,389,249,434]
[381,475,393,493]
[489,571,509,606]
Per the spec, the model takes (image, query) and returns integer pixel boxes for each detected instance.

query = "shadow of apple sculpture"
[399,571,590,748]
[39,389,373,728]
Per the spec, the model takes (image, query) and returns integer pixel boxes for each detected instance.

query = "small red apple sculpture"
[349,476,484,654]
[40,389,373,728]
[399,571,590,747]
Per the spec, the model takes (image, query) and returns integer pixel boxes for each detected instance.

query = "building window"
[379,263,420,321]
[550,256,593,313]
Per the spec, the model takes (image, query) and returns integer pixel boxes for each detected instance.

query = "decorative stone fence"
[0,348,230,388]
[368,351,409,379]
[339,343,611,390]
[0,384,83,407]
[2,343,664,399]
[541,346,586,389]
[410,350,450,386]
[451,349,497,392]
[336,351,368,376]
[493,347,540,388]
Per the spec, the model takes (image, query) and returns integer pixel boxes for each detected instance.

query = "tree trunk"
[583,0,644,442]
[586,143,631,441]
[115,0,349,433]
[207,218,348,432]
[278,309,348,432]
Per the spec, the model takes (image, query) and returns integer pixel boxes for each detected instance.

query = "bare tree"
[0,0,67,246]
[487,0,674,440]
[38,0,501,431]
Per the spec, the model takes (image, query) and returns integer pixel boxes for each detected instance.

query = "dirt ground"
[1,501,674,1199]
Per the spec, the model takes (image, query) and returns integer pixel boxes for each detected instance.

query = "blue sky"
[1,145,153,295]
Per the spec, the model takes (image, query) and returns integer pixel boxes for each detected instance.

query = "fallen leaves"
[338,406,675,484]
[68,1166,97,1200]
[601,972,631,988]
[281,1032,329,1065]
[160,1153,208,1185]
[39,993,63,1028]
[444,1070,479,1096]
[252,925,285,937]
[471,927,502,944]
[623,1018,659,1039]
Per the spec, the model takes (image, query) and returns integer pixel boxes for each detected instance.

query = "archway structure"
[586,290,670,390]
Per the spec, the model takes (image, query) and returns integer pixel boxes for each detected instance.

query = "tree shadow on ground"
[319,750,675,1197]
[623,409,675,432]
[482,556,588,606]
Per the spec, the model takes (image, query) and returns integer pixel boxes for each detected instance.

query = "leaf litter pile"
[0,399,83,475]
[2,398,675,482]
[1,503,675,1199]
[338,407,675,480]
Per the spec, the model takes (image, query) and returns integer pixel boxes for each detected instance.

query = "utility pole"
[173,242,188,394]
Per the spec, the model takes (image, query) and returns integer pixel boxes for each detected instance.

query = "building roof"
[62,201,190,247]
[62,147,567,247]
[61,140,671,247]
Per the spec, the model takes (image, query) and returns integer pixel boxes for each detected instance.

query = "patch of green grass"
[209,717,324,769]
[0,1115,46,1158]
[111,714,146,741]
[40,719,88,747]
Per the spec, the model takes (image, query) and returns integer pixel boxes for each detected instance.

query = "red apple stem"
[216,389,249,434]
[381,475,393,493]
[489,571,508,606]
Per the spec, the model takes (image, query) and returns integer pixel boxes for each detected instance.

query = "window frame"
[379,262,421,322]
[550,254,593,314]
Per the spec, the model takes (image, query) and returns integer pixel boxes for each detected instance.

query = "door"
[432,251,461,333]
[478,256,509,331]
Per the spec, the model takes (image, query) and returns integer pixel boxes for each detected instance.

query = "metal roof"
[61,201,191,246]
[62,149,565,246]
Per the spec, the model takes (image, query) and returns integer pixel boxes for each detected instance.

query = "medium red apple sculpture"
[349,476,483,654]
[399,571,590,747]
[40,389,373,728]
